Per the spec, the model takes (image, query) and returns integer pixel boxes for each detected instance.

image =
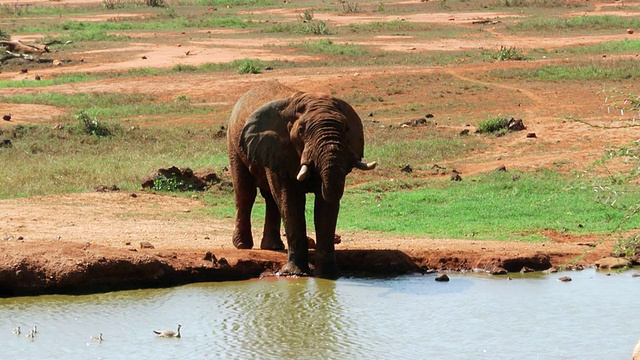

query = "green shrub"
[73,110,115,137]
[236,59,262,74]
[300,20,330,35]
[477,116,509,134]
[152,174,195,192]
[0,28,10,41]
[491,46,527,61]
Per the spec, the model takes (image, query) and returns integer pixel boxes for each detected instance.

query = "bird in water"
[153,324,181,338]
[90,333,103,342]
[31,326,37,335]
[12,326,20,335]
[26,329,35,339]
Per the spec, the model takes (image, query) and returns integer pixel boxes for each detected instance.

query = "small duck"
[12,326,20,335]
[90,333,103,342]
[31,326,37,335]
[26,329,35,339]
[153,324,181,338]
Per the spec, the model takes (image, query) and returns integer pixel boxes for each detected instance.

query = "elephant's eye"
[297,123,305,137]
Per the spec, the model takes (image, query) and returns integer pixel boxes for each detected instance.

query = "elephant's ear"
[240,98,296,173]
[334,98,365,159]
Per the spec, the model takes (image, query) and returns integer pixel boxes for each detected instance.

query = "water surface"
[1,269,638,359]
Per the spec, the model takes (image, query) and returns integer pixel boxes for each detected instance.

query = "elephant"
[226,80,376,279]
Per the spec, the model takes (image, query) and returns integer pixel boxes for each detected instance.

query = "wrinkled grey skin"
[226,80,376,279]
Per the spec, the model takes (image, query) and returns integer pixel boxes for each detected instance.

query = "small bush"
[491,46,527,61]
[477,116,509,134]
[0,28,10,41]
[612,233,640,257]
[341,1,360,13]
[300,9,314,22]
[73,110,114,137]
[146,0,164,7]
[300,20,330,35]
[152,174,195,192]
[236,59,262,74]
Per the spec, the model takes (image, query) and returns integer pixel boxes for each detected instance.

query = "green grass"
[0,73,100,88]
[0,92,210,121]
[484,60,640,81]
[509,15,640,32]
[0,124,228,198]
[289,39,371,57]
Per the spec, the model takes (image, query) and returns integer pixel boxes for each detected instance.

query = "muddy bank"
[0,238,616,297]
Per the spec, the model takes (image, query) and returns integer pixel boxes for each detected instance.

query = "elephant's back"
[229,80,296,127]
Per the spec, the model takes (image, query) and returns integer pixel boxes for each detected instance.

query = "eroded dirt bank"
[0,192,621,297]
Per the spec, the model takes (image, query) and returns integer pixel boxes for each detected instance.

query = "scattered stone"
[543,267,558,274]
[489,267,507,275]
[264,65,273,70]
[142,56,147,59]
[495,165,507,172]
[2,114,10,121]
[451,170,462,181]
[425,113,434,118]
[558,276,572,282]
[459,129,469,136]
[125,242,131,245]
[520,266,534,273]
[632,273,640,278]
[92,184,119,192]
[218,257,229,267]
[34,75,41,80]
[507,118,526,131]
[21,68,28,73]
[435,273,450,282]
[526,132,537,138]
[368,112,374,117]
[140,241,155,249]
[400,164,413,173]
[595,257,631,270]
[399,117,435,128]
[1,139,12,148]
[130,193,137,198]
[430,164,448,175]
[627,28,634,34]
[512,174,520,181]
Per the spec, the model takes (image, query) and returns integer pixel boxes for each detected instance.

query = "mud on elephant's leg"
[277,186,311,276]
[259,188,284,250]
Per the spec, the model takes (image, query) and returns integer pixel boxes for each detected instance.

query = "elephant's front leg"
[272,179,310,276]
[314,198,340,279]
[230,157,256,249]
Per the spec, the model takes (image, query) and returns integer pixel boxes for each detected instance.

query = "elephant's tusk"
[355,160,377,171]
[296,164,309,181]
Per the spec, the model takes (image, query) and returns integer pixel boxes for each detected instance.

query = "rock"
[140,241,155,249]
[2,114,10,121]
[451,170,462,181]
[400,164,413,173]
[141,166,220,191]
[507,118,526,131]
[628,29,635,35]
[495,165,507,172]
[520,266,534,273]
[632,273,640,278]
[489,267,507,275]
[526,132,537,138]
[595,257,631,269]
[543,267,558,274]
[558,276,572,282]
[435,274,449,282]
[459,129,469,136]
[425,113,434,118]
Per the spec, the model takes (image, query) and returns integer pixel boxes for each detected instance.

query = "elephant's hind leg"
[259,188,284,251]
[230,159,256,249]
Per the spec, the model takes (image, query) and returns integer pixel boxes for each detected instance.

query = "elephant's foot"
[232,231,253,250]
[279,261,310,277]
[260,236,285,251]
[313,258,339,280]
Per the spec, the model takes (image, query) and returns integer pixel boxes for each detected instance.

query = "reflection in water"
[219,278,357,358]
[0,269,639,359]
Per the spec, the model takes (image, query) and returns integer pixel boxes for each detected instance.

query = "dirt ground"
[0,0,638,296]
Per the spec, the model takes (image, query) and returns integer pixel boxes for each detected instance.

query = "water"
[1,269,638,360]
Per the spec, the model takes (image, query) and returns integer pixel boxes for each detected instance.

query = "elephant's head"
[240,92,376,203]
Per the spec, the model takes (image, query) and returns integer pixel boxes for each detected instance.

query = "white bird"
[26,329,35,338]
[31,326,37,334]
[90,333,103,342]
[12,326,20,335]
[153,324,181,338]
